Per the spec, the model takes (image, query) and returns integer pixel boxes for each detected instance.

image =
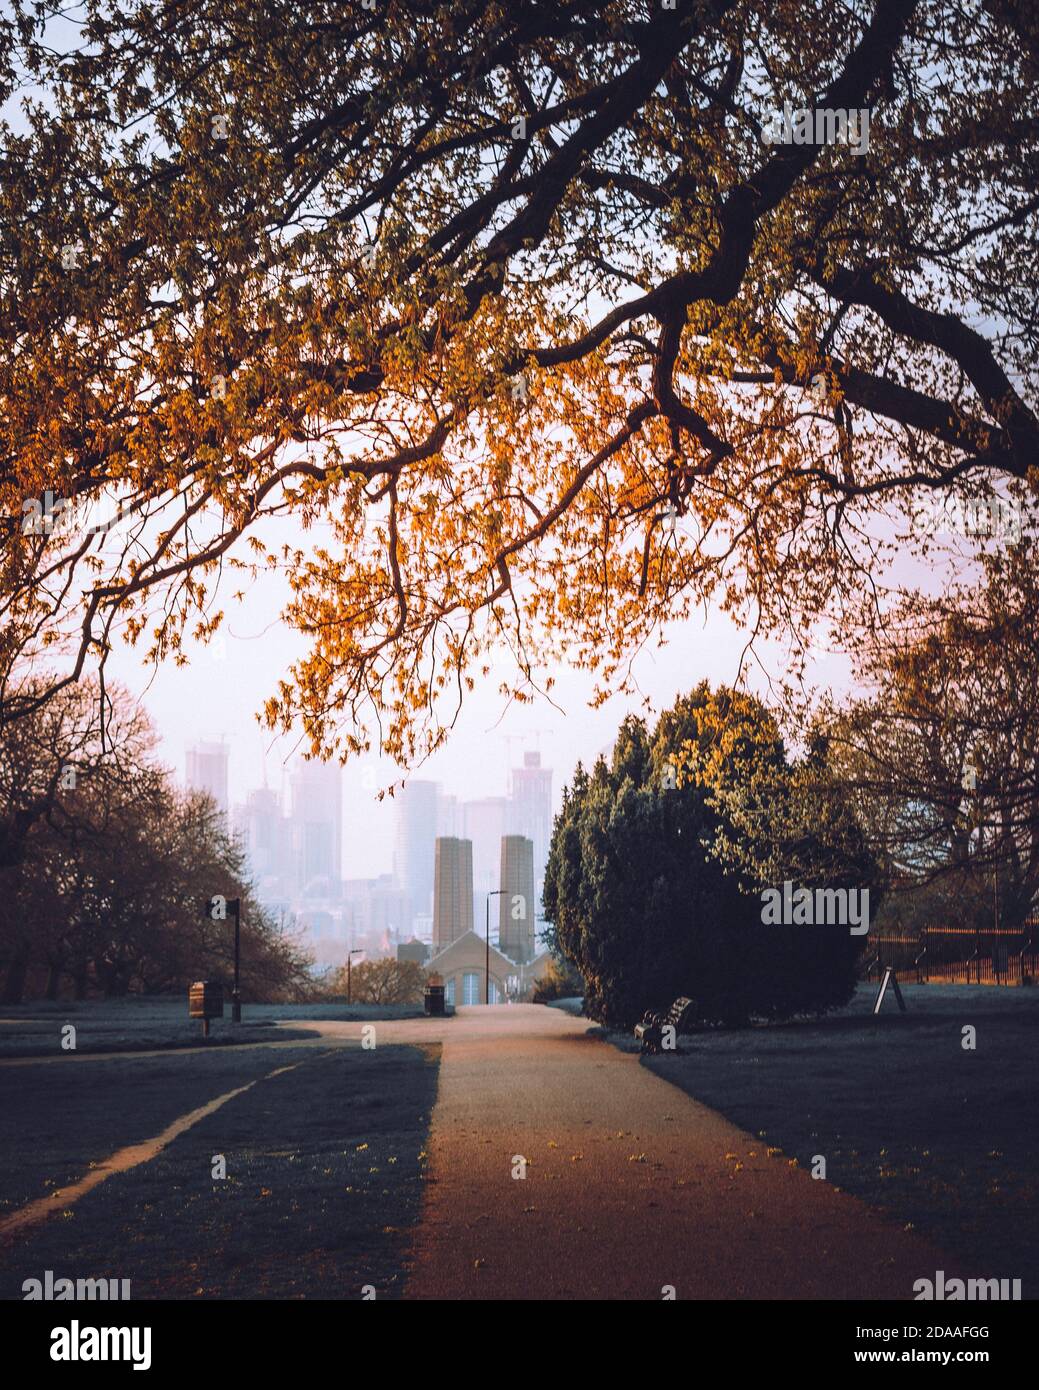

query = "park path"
[296,1004,957,1300]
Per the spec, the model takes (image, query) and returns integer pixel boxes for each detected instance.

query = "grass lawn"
[0,1043,439,1300]
[599,983,1039,1292]
[0,997,435,1057]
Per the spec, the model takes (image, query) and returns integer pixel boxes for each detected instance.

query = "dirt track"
[297,1004,958,1300]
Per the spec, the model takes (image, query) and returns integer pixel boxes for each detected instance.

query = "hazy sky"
[92,471,992,882]
[101,521,857,880]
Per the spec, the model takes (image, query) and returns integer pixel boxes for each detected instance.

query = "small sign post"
[873,965,906,1015]
[203,895,242,1022]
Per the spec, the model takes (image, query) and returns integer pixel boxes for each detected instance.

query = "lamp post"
[202,894,242,1022]
[229,897,241,1022]
[485,890,504,1005]
[346,949,363,1004]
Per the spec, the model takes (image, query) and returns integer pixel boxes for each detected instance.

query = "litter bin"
[189,980,224,1037]
[424,970,445,1017]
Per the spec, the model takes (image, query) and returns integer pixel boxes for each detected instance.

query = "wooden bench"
[633,996,696,1054]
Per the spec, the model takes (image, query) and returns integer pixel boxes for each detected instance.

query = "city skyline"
[188,737,556,968]
[115,533,857,889]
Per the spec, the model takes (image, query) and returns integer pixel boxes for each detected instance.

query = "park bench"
[633,996,696,1054]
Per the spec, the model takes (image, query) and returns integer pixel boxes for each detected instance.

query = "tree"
[543,685,866,1026]
[337,957,426,1005]
[0,678,163,1000]
[824,539,1039,933]
[671,684,878,896]
[0,682,312,1001]
[1,1,1036,769]
[530,954,585,1004]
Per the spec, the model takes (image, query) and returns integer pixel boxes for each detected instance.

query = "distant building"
[369,876,411,950]
[435,790,463,838]
[427,930,514,1005]
[235,786,286,884]
[412,913,433,946]
[186,740,229,815]
[426,931,554,1005]
[289,760,342,894]
[394,780,439,921]
[294,899,348,969]
[340,874,410,957]
[433,837,473,950]
[499,835,535,962]
[397,939,430,966]
[507,752,552,912]
[463,795,507,934]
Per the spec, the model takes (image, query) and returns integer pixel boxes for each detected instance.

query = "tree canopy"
[2,0,1036,764]
[0,680,311,1002]
[543,683,868,1025]
[824,537,1039,932]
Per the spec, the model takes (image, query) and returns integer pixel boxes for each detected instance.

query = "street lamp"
[485,890,504,1005]
[346,949,364,1005]
[229,897,241,1022]
[203,895,242,1022]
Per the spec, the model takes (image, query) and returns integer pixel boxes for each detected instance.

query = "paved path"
[292,1004,958,1300]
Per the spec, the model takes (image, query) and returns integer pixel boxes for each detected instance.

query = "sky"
[100,522,857,880]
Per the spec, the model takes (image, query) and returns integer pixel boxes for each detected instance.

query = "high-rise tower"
[394,780,439,920]
[433,837,474,950]
[289,759,342,895]
[186,740,230,816]
[507,751,552,910]
[499,835,535,962]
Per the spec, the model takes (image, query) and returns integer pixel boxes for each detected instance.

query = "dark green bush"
[542,689,866,1028]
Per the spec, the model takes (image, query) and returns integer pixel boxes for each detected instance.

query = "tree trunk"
[2,942,30,1005]
[45,957,63,1001]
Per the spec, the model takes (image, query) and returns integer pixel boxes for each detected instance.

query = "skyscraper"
[507,751,552,909]
[433,837,473,950]
[394,780,439,920]
[289,759,342,894]
[499,835,535,962]
[186,740,229,815]
[436,789,463,838]
[236,785,286,883]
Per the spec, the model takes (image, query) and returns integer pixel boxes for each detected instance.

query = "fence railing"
[859,921,1039,986]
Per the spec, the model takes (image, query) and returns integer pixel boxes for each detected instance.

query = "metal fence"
[859,920,1039,986]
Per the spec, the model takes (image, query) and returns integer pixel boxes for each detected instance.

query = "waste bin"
[424,970,445,1017]
[189,980,224,1037]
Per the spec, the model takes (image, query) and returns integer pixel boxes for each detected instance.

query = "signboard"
[873,966,906,1015]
